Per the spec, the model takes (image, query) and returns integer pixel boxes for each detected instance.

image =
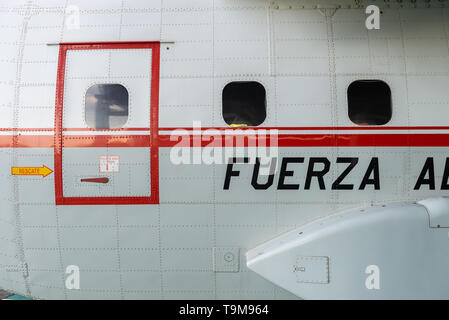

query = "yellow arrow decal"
[11,165,53,178]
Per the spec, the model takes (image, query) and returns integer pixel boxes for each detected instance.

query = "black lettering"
[359,157,380,190]
[414,157,435,190]
[304,157,330,190]
[442,158,449,190]
[278,157,304,190]
[251,158,276,190]
[223,157,248,190]
[331,157,358,190]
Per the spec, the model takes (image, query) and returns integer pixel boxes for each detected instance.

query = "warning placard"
[99,156,120,173]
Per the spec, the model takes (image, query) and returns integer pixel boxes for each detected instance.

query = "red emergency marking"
[53,42,160,206]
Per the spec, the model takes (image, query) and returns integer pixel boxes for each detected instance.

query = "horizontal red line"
[0,135,151,148]
[158,126,449,131]
[62,135,151,147]
[0,128,54,132]
[4,126,449,132]
[0,128,150,132]
[1,134,449,148]
[63,128,150,132]
[159,134,449,147]
[59,196,152,206]
[61,42,158,50]
[0,135,54,148]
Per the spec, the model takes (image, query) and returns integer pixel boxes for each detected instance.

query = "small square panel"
[294,256,329,284]
[213,247,240,273]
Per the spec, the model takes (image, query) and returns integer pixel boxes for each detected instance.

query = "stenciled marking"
[11,165,53,178]
[224,156,449,191]
[99,155,120,173]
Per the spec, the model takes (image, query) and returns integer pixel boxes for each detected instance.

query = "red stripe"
[3,126,449,132]
[150,43,160,205]
[63,127,150,132]
[158,133,449,147]
[61,197,152,205]
[159,126,449,131]
[0,133,449,148]
[0,128,150,132]
[54,43,66,206]
[0,135,54,148]
[60,42,158,50]
[0,128,54,132]
[62,135,151,147]
[0,134,151,148]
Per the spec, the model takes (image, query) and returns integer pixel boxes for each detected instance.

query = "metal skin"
[247,198,449,299]
[1,0,449,299]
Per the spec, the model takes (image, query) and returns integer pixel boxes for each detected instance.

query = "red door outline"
[54,42,160,205]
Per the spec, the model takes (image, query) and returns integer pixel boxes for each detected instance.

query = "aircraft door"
[54,43,160,205]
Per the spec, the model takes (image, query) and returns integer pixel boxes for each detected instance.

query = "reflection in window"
[347,80,392,126]
[85,84,129,129]
[222,81,266,127]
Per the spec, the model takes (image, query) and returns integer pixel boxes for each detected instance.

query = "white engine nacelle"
[246,197,449,299]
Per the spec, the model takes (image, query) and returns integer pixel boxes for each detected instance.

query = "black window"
[347,80,392,125]
[222,81,266,127]
[85,84,129,129]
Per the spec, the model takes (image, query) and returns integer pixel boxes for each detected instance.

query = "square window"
[85,84,129,129]
[222,81,266,127]
[347,80,392,126]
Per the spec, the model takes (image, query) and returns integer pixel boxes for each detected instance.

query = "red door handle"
[80,177,109,183]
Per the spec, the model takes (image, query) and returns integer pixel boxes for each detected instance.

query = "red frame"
[54,42,160,205]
